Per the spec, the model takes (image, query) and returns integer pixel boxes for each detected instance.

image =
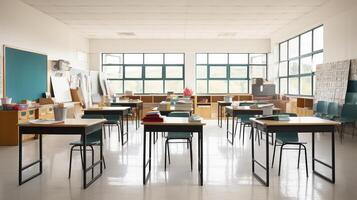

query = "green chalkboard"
[5,47,48,103]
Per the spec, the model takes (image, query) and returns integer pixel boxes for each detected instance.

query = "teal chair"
[68,114,106,179]
[235,102,261,144]
[345,93,357,104]
[103,114,121,141]
[336,104,357,141]
[324,102,339,120]
[314,101,328,118]
[271,113,308,177]
[165,112,192,171]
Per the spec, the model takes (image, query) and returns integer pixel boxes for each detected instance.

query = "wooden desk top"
[225,106,280,111]
[84,107,131,111]
[112,100,143,104]
[250,117,340,126]
[19,119,106,128]
[152,107,193,111]
[142,117,206,126]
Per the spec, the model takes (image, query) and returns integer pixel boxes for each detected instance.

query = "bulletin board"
[4,46,48,103]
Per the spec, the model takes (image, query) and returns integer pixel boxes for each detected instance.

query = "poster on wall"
[315,60,350,104]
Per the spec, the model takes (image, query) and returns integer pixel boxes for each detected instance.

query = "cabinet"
[0,105,54,146]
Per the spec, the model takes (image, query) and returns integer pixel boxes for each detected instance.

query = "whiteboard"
[51,75,72,103]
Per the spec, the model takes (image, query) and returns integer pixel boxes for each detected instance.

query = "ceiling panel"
[20,0,329,39]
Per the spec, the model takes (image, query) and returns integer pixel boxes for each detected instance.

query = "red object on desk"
[142,111,164,122]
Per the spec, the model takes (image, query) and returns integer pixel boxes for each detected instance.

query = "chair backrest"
[275,112,299,142]
[345,93,357,104]
[341,104,357,120]
[316,101,328,114]
[239,102,255,106]
[168,112,190,118]
[327,102,339,117]
[81,114,103,142]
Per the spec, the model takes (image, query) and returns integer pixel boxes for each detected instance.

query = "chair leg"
[89,145,94,179]
[234,118,239,137]
[103,126,106,139]
[297,144,301,169]
[79,146,84,169]
[271,140,277,168]
[167,141,171,164]
[103,155,107,169]
[353,122,355,138]
[242,124,246,144]
[68,145,76,179]
[239,123,242,139]
[117,123,121,142]
[189,139,193,171]
[302,144,309,177]
[278,144,284,176]
[164,140,168,171]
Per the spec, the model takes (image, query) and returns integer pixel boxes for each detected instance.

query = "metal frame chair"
[68,115,107,179]
[164,112,193,171]
[271,113,308,177]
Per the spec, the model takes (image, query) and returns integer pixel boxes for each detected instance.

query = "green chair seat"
[167,132,192,139]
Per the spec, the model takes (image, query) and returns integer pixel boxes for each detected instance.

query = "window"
[278,25,323,96]
[102,53,185,94]
[196,53,267,94]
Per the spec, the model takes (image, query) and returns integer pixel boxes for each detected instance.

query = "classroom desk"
[111,100,143,130]
[225,106,280,145]
[142,117,206,185]
[250,117,340,187]
[152,106,193,116]
[83,107,130,145]
[18,119,106,189]
[217,101,232,128]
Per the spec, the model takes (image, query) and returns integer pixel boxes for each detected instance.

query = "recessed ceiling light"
[117,32,136,36]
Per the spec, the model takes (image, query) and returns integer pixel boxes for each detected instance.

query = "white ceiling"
[20,0,329,39]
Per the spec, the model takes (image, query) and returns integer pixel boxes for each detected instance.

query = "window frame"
[278,25,324,97]
[195,53,267,94]
[102,53,185,94]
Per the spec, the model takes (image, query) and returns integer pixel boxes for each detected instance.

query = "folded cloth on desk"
[142,111,164,122]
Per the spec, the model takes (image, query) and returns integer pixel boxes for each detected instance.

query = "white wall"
[269,0,357,85]
[89,39,271,89]
[0,0,89,70]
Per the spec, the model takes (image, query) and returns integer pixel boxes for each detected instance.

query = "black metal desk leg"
[136,107,139,129]
[83,133,87,189]
[217,104,220,126]
[143,130,146,184]
[120,115,124,143]
[199,129,203,186]
[231,116,235,144]
[332,130,335,183]
[39,134,43,173]
[226,114,229,139]
[149,132,152,172]
[100,128,103,174]
[265,132,270,186]
[126,113,129,142]
[18,132,23,185]
[251,127,255,173]
[312,132,315,172]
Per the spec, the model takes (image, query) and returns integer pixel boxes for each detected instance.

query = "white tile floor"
[1,120,357,200]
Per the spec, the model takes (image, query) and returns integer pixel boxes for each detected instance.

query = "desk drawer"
[18,111,28,121]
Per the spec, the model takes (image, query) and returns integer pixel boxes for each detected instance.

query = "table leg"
[232,116,235,144]
[126,113,129,142]
[332,130,335,183]
[83,133,87,189]
[143,130,146,184]
[199,129,203,186]
[251,127,255,173]
[100,127,103,174]
[312,132,315,172]
[265,131,270,186]
[217,104,220,127]
[136,106,140,130]
[149,132,152,172]
[18,131,42,185]
[18,132,22,185]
